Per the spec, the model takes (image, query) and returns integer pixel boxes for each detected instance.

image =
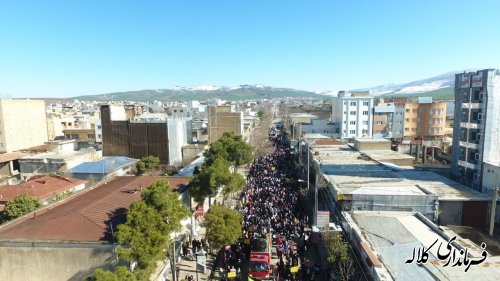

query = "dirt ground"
[447,225,500,255]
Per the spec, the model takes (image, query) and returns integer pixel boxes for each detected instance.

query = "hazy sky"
[1,0,499,98]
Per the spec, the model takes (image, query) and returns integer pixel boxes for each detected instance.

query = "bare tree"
[250,106,274,158]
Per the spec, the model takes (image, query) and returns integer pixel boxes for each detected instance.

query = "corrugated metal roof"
[70,156,138,174]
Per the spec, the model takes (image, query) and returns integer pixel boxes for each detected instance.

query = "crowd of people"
[216,129,319,280]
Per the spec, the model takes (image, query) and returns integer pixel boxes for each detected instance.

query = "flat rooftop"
[348,211,500,281]
[313,145,489,201]
[362,150,415,162]
[0,176,189,242]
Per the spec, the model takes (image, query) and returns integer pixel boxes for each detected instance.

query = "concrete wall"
[438,201,462,226]
[0,241,116,281]
[208,106,243,143]
[0,99,48,153]
[354,140,391,151]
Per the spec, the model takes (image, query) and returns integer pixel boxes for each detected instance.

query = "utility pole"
[490,187,499,236]
[172,232,177,281]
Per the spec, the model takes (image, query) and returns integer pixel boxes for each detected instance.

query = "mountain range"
[73,71,465,102]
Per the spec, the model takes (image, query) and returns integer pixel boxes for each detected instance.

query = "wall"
[0,241,116,281]
[299,119,338,135]
[403,103,418,138]
[208,106,243,143]
[354,140,391,151]
[438,201,462,225]
[0,100,48,153]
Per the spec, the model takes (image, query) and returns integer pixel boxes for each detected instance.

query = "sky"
[1,0,499,98]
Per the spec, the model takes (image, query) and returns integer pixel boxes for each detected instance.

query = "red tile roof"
[0,176,189,242]
[0,175,88,210]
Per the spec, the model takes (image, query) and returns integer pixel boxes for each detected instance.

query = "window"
[405,128,409,132]
[343,111,347,115]
[0,130,2,135]
[349,130,356,134]
[0,143,3,149]
[475,153,480,160]
[350,121,356,125]
[180,110,184,113]
[362,111,368,115]
[174,110,177,113]
[350,111,356,115]
[396,121,403,124]
[362,129,368,134]
[376,121,383,125]
[411,128,417,132]
[412,109,417,113]
[406,109,410,113]
[478,113,483,120]
[405,118,410,122]
[412,118,417,122]
[350,101,357,106]
[343,121,346,124]
[363,102,369,106]
[344,102,347,105]
[477,134,482,141]
[97,134,102,139]
[97,125,102,130]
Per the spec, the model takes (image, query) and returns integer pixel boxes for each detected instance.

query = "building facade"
[336,91,374,140]
[452,69,500,191]
[373,101,405,139]
[101,105,191,165]
[0,99,49,153]
[208,106,243,143]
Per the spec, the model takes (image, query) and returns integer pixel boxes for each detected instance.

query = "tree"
[222,173,245,197]
[3,194,42,220]
[136,156,160,175]
[250,106,274,158]
[203,205,242,252]
[92,267,136,281]
[323,231,354,281]
[115,180,189,280]
[188,156,232,204]
[204,132,253,168]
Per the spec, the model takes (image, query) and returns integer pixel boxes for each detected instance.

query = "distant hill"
[73,85,323,102]
[353,70,477,100]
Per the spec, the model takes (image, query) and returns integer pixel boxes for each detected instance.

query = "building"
[0,152,30,182]
[342,211,500,281]
[0,176,190,281]
[451,69,500,191]
[403,98,447,145]
[0,99,48,153]
[298,119,339,138]
[69,156,139,182]
[208,106,243,143]
[306,142,491,228]
[0,175,87,210]
[336,91,374,140]
[18,139,102,180]
[101,105,191,165]
[373,101,405,139]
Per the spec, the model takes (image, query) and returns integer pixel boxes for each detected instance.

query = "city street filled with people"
[216,129,321,281]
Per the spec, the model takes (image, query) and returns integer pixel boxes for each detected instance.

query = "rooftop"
[0,152,31,163]
[0,176,189,242]
[70,156,138,174]
[314,145,490,201]
[349,211,500,281]
[0,175,87,210]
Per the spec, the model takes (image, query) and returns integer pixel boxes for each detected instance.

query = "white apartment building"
[336,91,374,140]
[0,99,49,153]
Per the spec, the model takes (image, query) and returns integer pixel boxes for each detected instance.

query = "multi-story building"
[336,91,374,140]
[373,100,405,139]
[101,105,191,165]
[208,106,243,143]
[451,69,500,191]
[0,99,49,153]
[402,97,447,145]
